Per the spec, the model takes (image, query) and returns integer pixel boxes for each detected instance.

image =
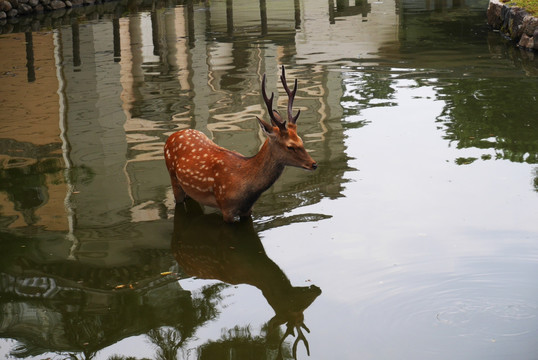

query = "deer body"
[164,67,317,222]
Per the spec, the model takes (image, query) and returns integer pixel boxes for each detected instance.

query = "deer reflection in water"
[171,200,321,359]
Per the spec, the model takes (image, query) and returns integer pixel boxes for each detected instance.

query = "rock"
[83,0,94,5]
[523,15,538,36]
[0,0,12,11]
[487,0,503,29]
[39,0,50,5]
[70,0,81,6]
[33,3,42,11]
[64,0,70,6]
[17,2,31,13]
[49,0,64,8]
[518,33,534,49]
[6,7,16,16]
[509,7,527,39]
[28,0,38,6]
[0,10,5,19]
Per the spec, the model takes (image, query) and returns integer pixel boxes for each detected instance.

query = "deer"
[171,200,321,359]
[164,66,317,223]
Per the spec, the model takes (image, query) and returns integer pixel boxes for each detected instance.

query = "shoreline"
[487,0,538,51]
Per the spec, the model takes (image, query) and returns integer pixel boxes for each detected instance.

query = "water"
[1,0,537,359]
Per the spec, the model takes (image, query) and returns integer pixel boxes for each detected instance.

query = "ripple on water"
[357,256,538,358]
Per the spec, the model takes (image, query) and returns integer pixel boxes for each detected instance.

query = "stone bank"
[487,0,538,51]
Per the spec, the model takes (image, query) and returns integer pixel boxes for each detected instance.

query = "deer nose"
[311,162,318,170]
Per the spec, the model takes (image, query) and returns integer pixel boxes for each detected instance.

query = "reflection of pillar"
[260,0,268,36]
[72,22,81,68]
[187,0,195,48]
[328,0,335,24]
[113,18,121,62]
[452,0,464,8]
[226,0,233,36]
[62,21,130,228]
[25,32,35,82]
[151,10,160,56]
[294,0,301,29]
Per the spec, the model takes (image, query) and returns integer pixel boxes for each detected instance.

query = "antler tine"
[261,73,286,130]
[276,324,295,360]
[280,66,300,125]
[277,323,311,360]
[292,325,311,359]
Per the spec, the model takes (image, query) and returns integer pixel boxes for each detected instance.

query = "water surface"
[1,0,537,359]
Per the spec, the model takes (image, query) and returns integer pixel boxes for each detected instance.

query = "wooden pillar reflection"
[260,0,267,36]
[151,10,160,56]
[72,22,81,69]
[25,32,35,82]
[294,0,301,29]
[226,0,233,37]
[187,0,195,48]
[328,0,335,24]
[113,18,121,62]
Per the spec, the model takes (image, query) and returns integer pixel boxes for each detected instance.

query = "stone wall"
[487,0,538,51]
[0,0,110,19]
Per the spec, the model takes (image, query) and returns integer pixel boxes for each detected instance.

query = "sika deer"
[164,66,317,222]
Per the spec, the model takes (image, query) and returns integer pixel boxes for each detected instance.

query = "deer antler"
[277,322,311,360]
[261,73,287,131]
[280,66,300,125]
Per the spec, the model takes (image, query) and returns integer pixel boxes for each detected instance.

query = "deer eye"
[287,145,295,151]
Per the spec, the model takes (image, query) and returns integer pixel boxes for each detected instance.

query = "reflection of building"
[0,32,67,231]
[0,0,381,357]
[1,0,392,235]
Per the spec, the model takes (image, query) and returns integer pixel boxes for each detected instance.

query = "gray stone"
[49,0,64,8]
[518,33,534,49]
[6,7,16,16]
[0,0,12,11]
[0,10,5,18]
[17,2,31,13]
[523,15,538,36]
[509,7,527,39]
[28,0,38,6]
[8,0,17,8]
[39,0,50,5]
[64,0,70,6]
[487,0,503,29]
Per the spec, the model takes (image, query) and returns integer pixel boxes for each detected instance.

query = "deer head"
[256,66,317,171]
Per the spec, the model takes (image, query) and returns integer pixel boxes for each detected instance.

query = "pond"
[1,0,538,359]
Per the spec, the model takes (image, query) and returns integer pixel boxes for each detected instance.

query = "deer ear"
[257,117,275,136]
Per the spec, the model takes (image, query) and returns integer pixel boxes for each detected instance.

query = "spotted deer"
[164,66,317,222]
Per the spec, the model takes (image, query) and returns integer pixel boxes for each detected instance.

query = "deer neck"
[244,139,286,194]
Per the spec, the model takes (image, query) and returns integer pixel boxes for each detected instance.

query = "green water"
[0,0,537,359]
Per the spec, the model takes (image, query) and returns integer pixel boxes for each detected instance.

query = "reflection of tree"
[0,230,227,359]
[197,324,298,360]
[436,78,538,165]
[146,283,227,360]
